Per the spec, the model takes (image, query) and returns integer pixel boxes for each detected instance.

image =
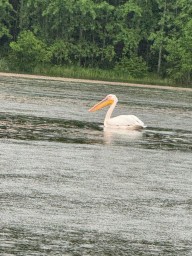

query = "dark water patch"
[103,126,192,152]
[0,113,192,151]
[0,113,103,144]
[0,113,100,129]
[142,127,192,152]
[0,227,191,256]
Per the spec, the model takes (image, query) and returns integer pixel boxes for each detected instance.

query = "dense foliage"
[0,0,192,85]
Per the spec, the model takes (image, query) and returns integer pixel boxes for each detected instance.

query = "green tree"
[0,0,12,40]
[148,0,176,74]
[114,1,142,57]
[10,30,51,71]
[166,0,192,84]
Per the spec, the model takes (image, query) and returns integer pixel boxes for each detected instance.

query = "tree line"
[0,0,192,84]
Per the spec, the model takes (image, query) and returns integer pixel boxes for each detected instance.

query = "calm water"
[0,76,192,255]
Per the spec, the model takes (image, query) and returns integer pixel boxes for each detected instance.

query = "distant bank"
[0,72,192,92]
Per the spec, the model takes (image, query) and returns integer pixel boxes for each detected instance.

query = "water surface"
[0,76,192,255]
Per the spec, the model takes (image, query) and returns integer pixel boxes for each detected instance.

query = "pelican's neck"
[104,100,117,126]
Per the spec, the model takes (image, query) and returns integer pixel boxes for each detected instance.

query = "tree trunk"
[157,44,162,74]
[19,0,24,30]
[157,1,167,74]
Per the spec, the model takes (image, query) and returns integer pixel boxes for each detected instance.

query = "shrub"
[50,40,71,65]
[114,55,148,78]
[0,57,10,71]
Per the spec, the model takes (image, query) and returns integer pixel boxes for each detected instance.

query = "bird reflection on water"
[103,127,143,145]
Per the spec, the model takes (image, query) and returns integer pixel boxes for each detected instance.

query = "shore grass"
[34,65,175,86]
[0,60,191,88]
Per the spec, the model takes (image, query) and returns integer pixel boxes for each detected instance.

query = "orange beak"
[89,97,114,112]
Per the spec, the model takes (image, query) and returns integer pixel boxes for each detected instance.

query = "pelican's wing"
[107,115,145,128]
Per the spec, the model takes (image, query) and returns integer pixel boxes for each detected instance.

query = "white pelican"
[89,94,146,130]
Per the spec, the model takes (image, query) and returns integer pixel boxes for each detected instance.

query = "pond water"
[0,76,192,255]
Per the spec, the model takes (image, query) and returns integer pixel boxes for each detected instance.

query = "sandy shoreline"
[0,71,192,92]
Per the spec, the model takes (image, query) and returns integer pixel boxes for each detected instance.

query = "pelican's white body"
[104,114,145,129]
[89,94,146,130]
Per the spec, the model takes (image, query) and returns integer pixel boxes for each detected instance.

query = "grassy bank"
[0,59,190,88]
[33,65,175,87]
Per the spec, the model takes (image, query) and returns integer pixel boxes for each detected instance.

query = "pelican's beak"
[89,97,114,112]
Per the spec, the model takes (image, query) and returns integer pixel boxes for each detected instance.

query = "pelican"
[89,94,146,130]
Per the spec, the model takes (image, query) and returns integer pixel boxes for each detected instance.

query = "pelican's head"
[89,94,118,112]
